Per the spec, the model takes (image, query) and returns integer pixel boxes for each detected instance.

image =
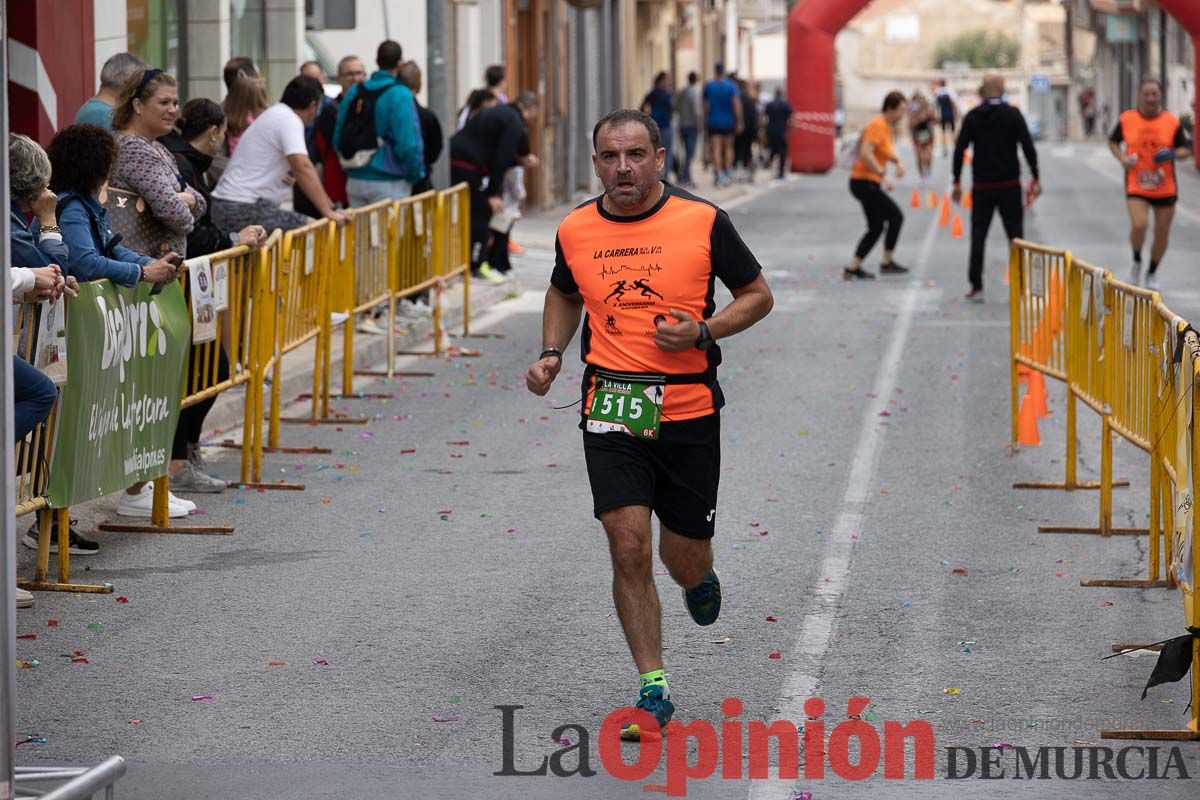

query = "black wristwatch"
[695,321,714,350]
[539,348,563,362]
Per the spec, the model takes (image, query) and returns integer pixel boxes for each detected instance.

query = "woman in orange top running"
[1108,78,1192,291]
[845,91,909,280]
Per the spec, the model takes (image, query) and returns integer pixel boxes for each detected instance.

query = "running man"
[631,277,664,301]
[1109,78,1192,290]
[703,64,743,188]
[952,72,1041,303]
[845,91,909,280]
[934,80,958,156]
[525,109,773,739]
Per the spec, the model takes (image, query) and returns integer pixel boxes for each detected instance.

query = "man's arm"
[526,285,584,396]
[952,113,972,183]
[288,154,345,222]
[1174,124,1192,161]
[1108,123,1128,165]
[1016,110,1040,182]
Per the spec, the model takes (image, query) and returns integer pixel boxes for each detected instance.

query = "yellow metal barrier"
[332,199,396,399]
[12,301,109,594]
[441,182,473,338]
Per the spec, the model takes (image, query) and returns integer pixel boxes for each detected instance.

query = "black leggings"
[850,179,904,260]
[172,344,230,460]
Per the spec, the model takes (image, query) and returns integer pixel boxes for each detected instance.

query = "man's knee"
[602,513,652,576]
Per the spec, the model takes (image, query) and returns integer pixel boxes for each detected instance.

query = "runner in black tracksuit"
[952,73,1041,301]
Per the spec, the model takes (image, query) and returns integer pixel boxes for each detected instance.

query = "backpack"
[838,131,864,171]
[337,81,402,169]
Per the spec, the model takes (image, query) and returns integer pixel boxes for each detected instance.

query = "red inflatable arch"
[787,0,1200,173]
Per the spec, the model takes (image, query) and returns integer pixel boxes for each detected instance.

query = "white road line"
[748,201,943,800]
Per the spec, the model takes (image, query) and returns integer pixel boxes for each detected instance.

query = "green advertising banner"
[46,280,190,508]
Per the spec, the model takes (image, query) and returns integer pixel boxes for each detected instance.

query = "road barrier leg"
[1039,417,1147,536]
[19,507,112,593]
[342,312,355,397]
[462,269,471,338]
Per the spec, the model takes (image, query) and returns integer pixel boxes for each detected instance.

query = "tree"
[933,31,1021,70]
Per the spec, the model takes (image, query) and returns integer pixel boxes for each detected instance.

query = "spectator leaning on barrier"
[399,60,444,195]
[450,91,538,284]
[111,68,205,259]
[211,76,349,233]
[47,124,181,287]
[161,99,266,494]
[49,124,200,522]
[333,40,425,206]
[161,99,267,256]
[74,52,146,129]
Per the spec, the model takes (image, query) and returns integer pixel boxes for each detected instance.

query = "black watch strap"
[695,322,713,350]
[539,348,563,361]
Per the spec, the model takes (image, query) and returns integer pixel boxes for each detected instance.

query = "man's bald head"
[981,72,1005,99]
[399,61,422,94]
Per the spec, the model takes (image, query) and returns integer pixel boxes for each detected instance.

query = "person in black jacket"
[160,98,267,493]
[450,91,539,282]
[952,72,1041,302]
[399,61,444,195]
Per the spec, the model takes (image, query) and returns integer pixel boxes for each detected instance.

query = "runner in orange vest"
[1108,78,1192,291]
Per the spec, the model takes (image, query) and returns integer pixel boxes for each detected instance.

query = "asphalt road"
[14,144,1200,799]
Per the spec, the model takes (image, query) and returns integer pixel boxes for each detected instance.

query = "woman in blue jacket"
[45,124,180,287]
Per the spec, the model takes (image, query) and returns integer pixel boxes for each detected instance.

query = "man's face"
[1139,83,1162,115]
[299,100,320,126]
[592,121,663,211]
[338,59,366,93]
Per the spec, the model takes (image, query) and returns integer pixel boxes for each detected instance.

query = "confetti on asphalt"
[16,660,39,669]
[268,661,286,666]
[952,568,968,576]
[432,715,460,723]
[766,615,777,622]
[16,634,36,640]
[313,659,330,666]
[711,637,732,645]
[768,652,782,660]
[190,695,213,702]
[86,623,103,630]
[70,657,89,664]
[943,687,961,695]
[47,620,57,627]
[116,596,129,603]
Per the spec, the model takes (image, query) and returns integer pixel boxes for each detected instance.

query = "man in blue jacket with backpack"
[333,40,425,206]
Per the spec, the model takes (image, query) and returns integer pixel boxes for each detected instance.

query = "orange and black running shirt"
[1111,110,1190,200]
[551,183,762,421]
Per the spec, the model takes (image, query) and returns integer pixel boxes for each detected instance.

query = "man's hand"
[1029,180,1043,200]
[882,177,895,192]
[178,191,197,210]
[63,276,79,298]
[951,184,963,205]
[1124,154,1138,170]
[142,255,181,283]
[488,196,505,215]
[655,309,701,353]
[237,225,267,247]
[526,356,561,396]
[521,154,540,169]
[327,209,350,226]
[33,189,58,225]
[894,160,906,179]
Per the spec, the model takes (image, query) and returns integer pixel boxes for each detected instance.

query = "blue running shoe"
[620,684,675,741]
[683,569,722,626]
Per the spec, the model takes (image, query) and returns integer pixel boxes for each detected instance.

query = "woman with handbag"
[47,123,196,520]
[110,68,204,258]
[159,97,267,494]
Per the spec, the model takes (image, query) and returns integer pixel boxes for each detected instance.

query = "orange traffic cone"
[1018,393,1041,446]
[1028,370,1050,417]
[950,213,964,238]
[962,190,973,210]
[927,190,938,209]
[1017,363,1031,383]
[910,190,921,209]
[939,195,952,227]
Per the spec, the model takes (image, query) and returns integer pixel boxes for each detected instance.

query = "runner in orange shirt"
[526,109,773,740]
[1109,78,1192,291]
[845,91,909,280]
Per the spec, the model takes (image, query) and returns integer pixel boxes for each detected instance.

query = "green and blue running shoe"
[620,684,675,741]
[683,569,722,626]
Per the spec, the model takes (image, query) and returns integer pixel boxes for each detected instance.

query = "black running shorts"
[1127,194,1178,208]
[583,413,721,540]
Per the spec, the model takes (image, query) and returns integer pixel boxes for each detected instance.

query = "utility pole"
[427,0,451,189]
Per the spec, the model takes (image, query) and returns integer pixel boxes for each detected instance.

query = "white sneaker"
[1129,262,1142,286]
[116,482,189,518]
[1145,272,1160,292]
[169,460,227,493]
[330,311,349,326]
[169,490,196,512]
[399,299,431,317]
[356,317,388,335]
[16,588,33,609]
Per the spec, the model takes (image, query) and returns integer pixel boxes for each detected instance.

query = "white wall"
[751,28,785,89]
[93,0,129,92]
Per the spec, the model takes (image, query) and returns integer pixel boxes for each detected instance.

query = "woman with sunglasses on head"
[111,68,204,258]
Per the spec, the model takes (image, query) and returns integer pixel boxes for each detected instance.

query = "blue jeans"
[347,177,413,207]
[679,127,699,184]
[13,357,56,441]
